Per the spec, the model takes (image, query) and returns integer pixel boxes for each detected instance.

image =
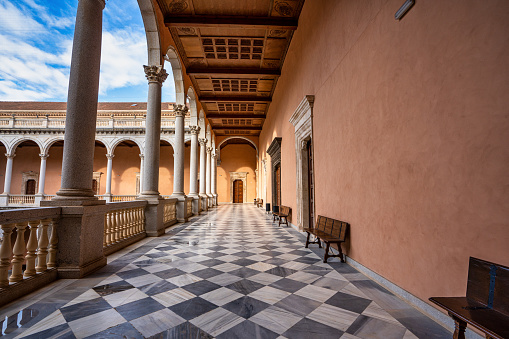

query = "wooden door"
[233,179,243,203]
[26,179,36,195]
[307,140,315,227]
[275,164,281,206]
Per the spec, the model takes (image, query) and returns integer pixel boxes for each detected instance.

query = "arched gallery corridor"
[0,205,448,338]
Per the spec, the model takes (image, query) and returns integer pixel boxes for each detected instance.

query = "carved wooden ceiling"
[157,0,306,136]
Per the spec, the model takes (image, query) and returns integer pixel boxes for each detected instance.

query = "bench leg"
[337,243,345,263]
[305,232,311,248]
[451,315,466,339]
[323,242,330,263]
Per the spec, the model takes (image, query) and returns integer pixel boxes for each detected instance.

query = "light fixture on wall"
[395,0,415,20]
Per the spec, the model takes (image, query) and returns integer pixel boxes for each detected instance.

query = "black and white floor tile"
[1,205,450,338]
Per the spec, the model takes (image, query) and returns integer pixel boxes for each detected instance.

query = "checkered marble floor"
[2,205,450,338]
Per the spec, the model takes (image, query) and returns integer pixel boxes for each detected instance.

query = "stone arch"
[160,136,175,149]
[110,137,143,155]
[42,137,65,155]
[137,0,162,65]
[217,136,259,164]
[9,137,43,156]
[165,46,185,105]
[0,139,8,150]
[198,110,206,138]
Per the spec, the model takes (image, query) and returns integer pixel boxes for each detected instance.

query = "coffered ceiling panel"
[158,0,306,136]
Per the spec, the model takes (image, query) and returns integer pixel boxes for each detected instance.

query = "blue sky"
[0,0,175,102]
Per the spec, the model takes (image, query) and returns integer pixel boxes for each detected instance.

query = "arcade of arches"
[0,0,508,338]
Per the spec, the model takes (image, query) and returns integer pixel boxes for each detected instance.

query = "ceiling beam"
[199,96,271,103]
[187,68,281,76]
[165,16,298,30]
[212,126,262,131]
[207,113,266,119]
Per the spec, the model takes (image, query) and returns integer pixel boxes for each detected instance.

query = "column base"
[0,194,8,207]
[137,196,165,236]
[188,193,201,215]
[172,195,188,223]
[213,194,218,206]
[199,194,208,212]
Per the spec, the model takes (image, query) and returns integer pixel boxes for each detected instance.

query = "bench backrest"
[466,257,509,316]
[280,205,290,216]
[316,215,348,241]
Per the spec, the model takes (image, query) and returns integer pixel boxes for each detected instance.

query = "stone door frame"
[229,171,248,203]
[289,95,314,230]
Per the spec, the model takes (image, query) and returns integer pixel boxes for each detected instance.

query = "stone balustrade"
[8,195,36,205]
[163,198,177,227]
[103,201,147,255]
[0,207,60,306]
[109,195,137,202]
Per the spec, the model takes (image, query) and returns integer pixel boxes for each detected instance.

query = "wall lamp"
[395,0,415,20]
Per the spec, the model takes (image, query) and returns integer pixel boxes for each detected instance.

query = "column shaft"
[189,127,199,196]
[211,155,216,197]
[139,154,144,194]
[105,154,113,195]
[37,154,48,195]
[199,139,207,196]
[56,0,105,200]
[172,105,187,196]
[206,148,212,196]
[141,66,167,197]
[2,155,14,194]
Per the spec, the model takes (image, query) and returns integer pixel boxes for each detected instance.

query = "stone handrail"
[110,195,137,202]
[2,116,190,130]
[163,198,177,226]
[103,200,147,250]
[0,207,60,288]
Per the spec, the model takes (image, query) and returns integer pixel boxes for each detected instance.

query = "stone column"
[104,153,114,202]
[140,65,167,198]
[138,65,167,237]
[54,0,105,202]
[206,147,212,207]
[138,153,144,195]
[34,153,49,205]
[2,154,15,195]
[211,152,218,206]
[199,138,208,211]
[37,154,49,195]
[40,0,108,279]
[172,105,188,222]
[188,126,200,214]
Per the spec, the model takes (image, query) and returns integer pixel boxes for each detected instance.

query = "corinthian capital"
[206,147,213,153]
[199,138,207,146]
[174,104,189,117]
[190,126,201,135]
[143,65,168,85]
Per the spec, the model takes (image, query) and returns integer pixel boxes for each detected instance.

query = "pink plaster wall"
[217,144,257,203]
[259,0,509,306]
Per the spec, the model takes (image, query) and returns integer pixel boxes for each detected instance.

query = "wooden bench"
[256,198,263,208]
[304,215,349,263]
[273,205,291,227]
[429,257,509,339]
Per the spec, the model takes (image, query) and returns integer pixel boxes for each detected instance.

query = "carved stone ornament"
[143,65,168,84]
[199,138,208,146]
[39,153,49,160]
[5,153,15,159]
[169,0,188,13]
[274,1,293,16]
[269,29,287,37]
[174,104,189,117]
[177,27,196,36]
[190,126,201,135]
[206,147,213,153]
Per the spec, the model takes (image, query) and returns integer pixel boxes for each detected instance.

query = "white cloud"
[0,0,46,37]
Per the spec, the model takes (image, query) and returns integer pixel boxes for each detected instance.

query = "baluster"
[111,210,118,243]
[47,219,58,268]
[140,207,145,233]
[24,220,40,277]
[115,210,122,241]
[103,213,108,247]
[105,212,112,246]
[130,208,136,235]
[135,207,140,233]
[10,222,28,282]
[119,210,125,240]
[0,224,15,287]
[36,219,51,273]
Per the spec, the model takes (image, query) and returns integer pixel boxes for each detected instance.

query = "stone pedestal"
[199,138,208,212]
[143,197,165,237]
[175,196,188,223]
[41,200,107,278]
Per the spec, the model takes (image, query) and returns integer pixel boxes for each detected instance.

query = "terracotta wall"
[217,144,257,203]
[258,0,509,307]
